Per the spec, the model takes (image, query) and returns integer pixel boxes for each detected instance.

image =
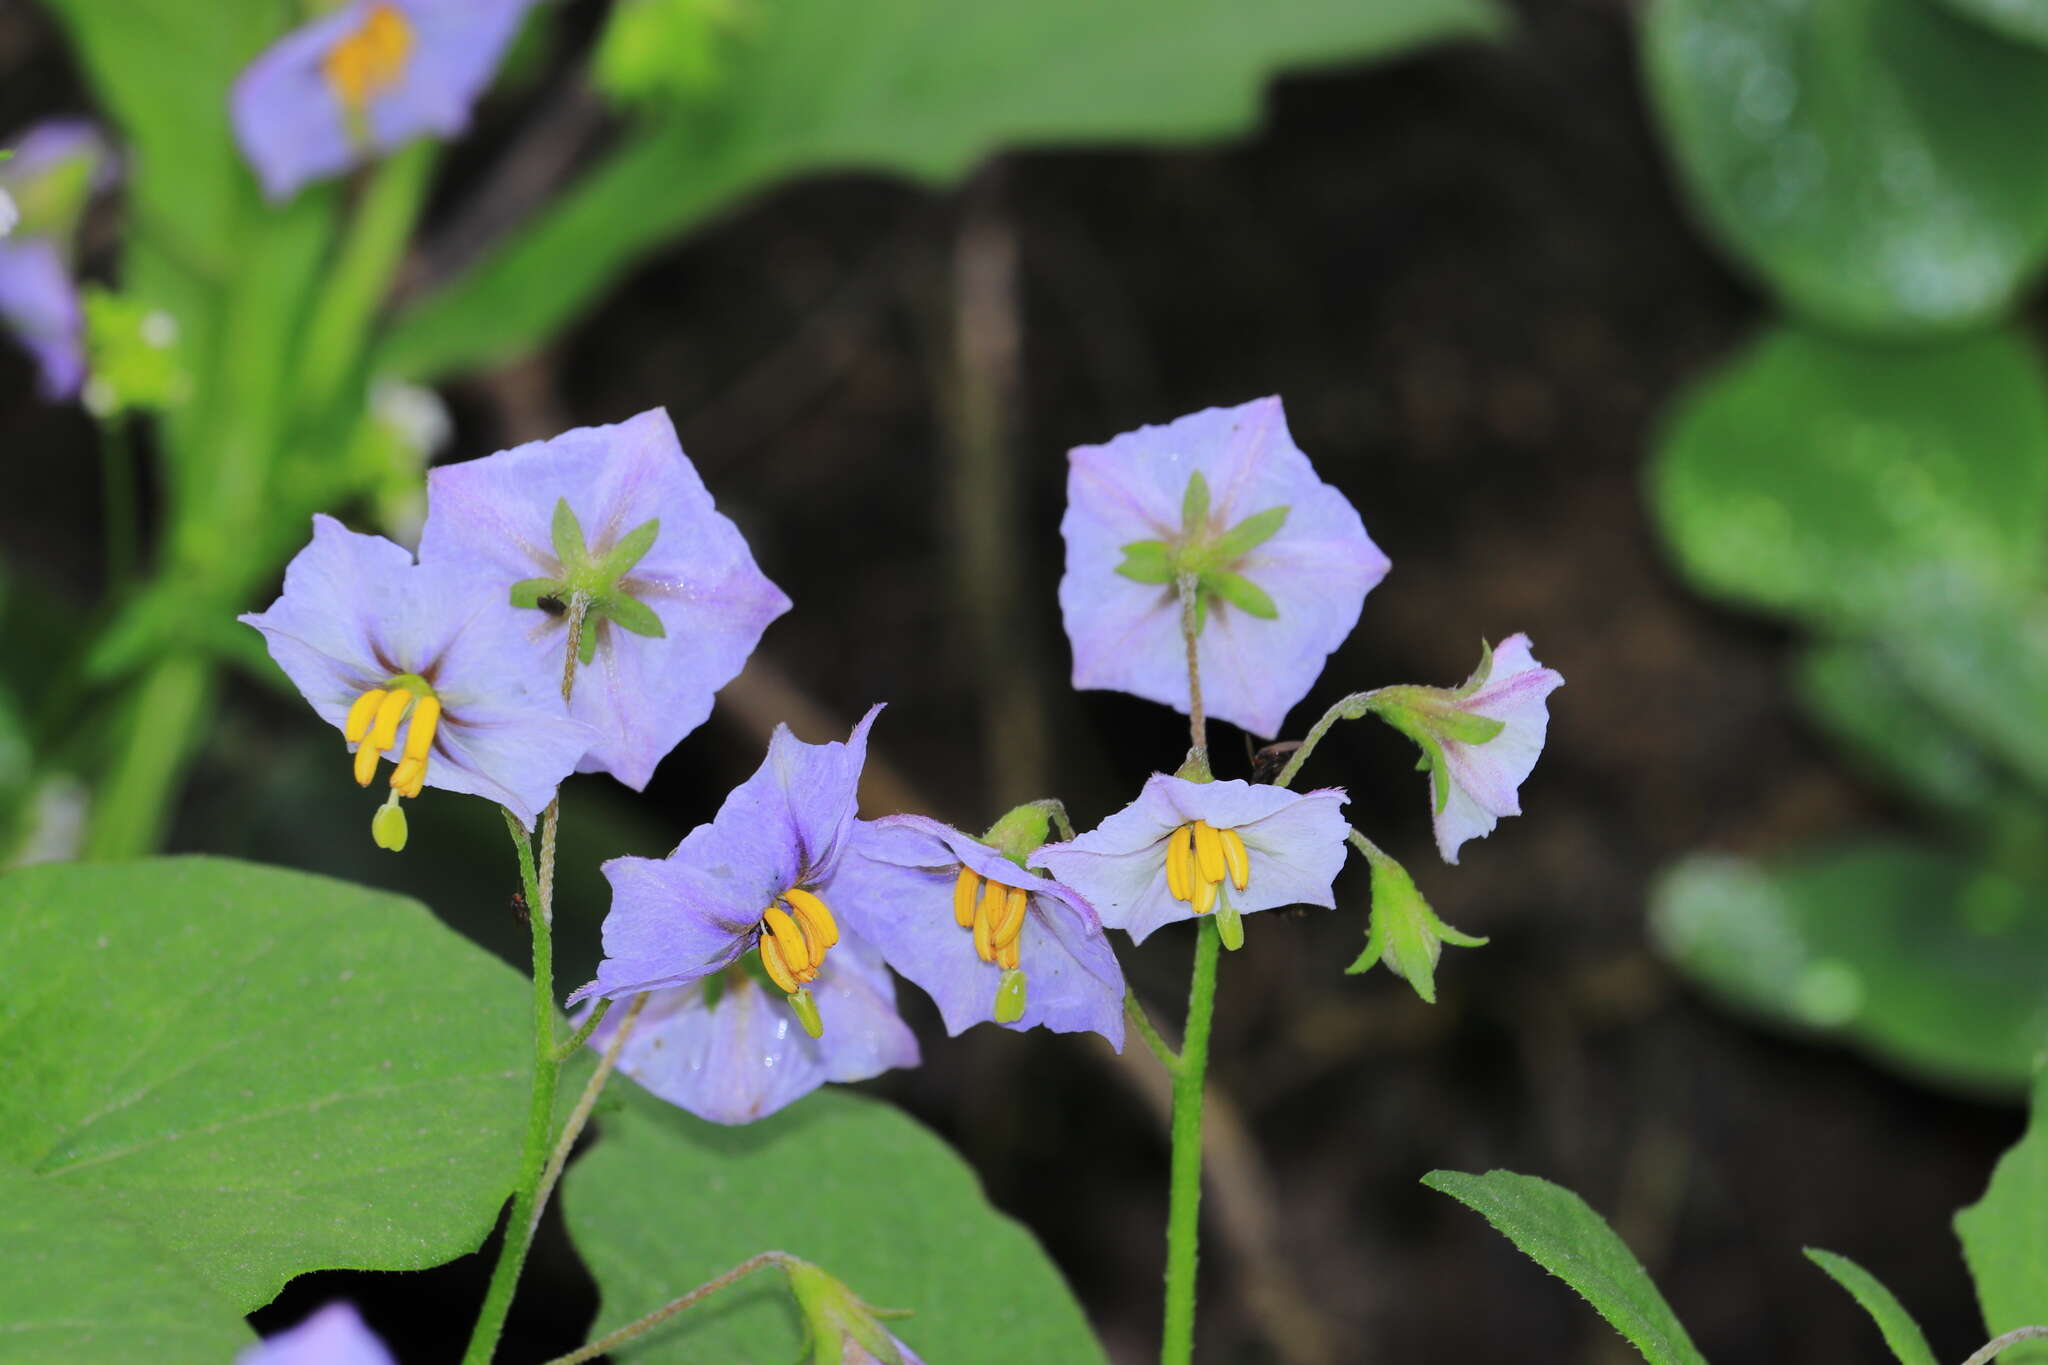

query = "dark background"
[1,1,2016,1360]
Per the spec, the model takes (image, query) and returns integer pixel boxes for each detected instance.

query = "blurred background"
[4,0,2044,1360]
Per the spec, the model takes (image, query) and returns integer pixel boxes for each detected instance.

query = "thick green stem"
[1125,989,1180,1073]
[1160,917,1221,1365]
[83,654,213,859]
[299,142,437,417]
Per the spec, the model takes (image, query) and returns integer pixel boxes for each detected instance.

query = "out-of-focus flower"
[578,928,916,1125]
[1346,838,1485,1004]
[0,121,112,400]
[568,708,881,1041]
[1372,634,1564,864]
[80,287,189,417]
[418,408,790,791]
[0,187,16,238]
[830,812,1125,1045]
[240,515,595,846]
[1058,396,1390,737]
[237,1303,393,1365]
[231,0,537,201]
[1035,775,1349,946]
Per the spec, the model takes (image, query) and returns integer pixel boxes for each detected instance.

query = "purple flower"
[231,0,536,201]
[579,928,916,1126]
[0,121,111,399]
[0,239,82,398]
[1416,633,1564,864]
[238,1303,393,1365]
[1034,776,1349,944]
[828,814,1125,1047]
[569,708,882,1043]
[1058,396,1391,738]
[417,408,791,791]
[240,515,596,841]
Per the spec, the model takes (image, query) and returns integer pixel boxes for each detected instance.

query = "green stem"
[1125,989,1180,1073]
[539,1253,796,1365]
[552,996,611,1062]
[1962,1327,2048,1365]
[82,654,212,859]
[1273,689,1380,790]
[1160,917,1220,1365]
[1176,572,1208,762]
[529,993,646,1244]
[99,415,139,587]
[300,142,437,417]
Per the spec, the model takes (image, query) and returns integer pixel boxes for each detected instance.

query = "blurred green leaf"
[0,1165,253,1365]
[1422,1169,1709,1365]
[1643,0,2048,335]
[0,857,530,1310]
[1803,1248,1939,1365]
[1651,843,2048,1095]
[1651,326,2048,627]
[1881,587,2048,801]
[1955,1067,2048,1363]
[383,0,1507,378]
[1929,0,2048,51]
[564,1083,1109,1363]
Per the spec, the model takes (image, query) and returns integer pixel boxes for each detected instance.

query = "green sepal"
[1454,638,1497,698]
[509,577,563,609]
[982,803,1054,863]
[785,1257,907,1365]
[1180,469,1211,533]
[604,592,667,639]
[1347,839,1487,1004]
[1202,569,1278,619]
[578,622,602,665]
[1424,740,1450,813]
[1115,540,1177,585]
[598,516,661,579]
[1209,504,1289,560]
[1192,588,1208,636]
[551,497,588,566]
[1432,709,1506,746]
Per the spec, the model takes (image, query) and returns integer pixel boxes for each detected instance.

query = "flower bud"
[1346,841,1486,1004]
[783,1257,921,1365]
[980,802,1053,864]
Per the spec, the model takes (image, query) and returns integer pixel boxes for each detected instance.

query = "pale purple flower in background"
[418,408,791,791]
[830,814,1125,1046]
[0,187,15,238]
[569,709,881,1040]
[1058,396,1391,738]
[1035,776,1349,944]
[231,0,537,201]
[237,1303,393,1365]
[0,239,83,398]
[1420,633,1564,864]
[0,120,111,399]
[240,515,595,834]
[578,929,916,1126]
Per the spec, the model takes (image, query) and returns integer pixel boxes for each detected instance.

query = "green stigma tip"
[994,968,1028,1024]
[370,802,409,852]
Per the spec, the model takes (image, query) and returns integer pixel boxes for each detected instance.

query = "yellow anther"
[1193,820,1227,886]
[997,936,1021,971]
[1192,874,1219,917]
[758,933,800,994]
[345,688,388,743]
[952,866,981,927]
[322,2,413,111]
[991,883,1028,950]
[368,688,412,751]
[1219,827,1250,892]
[352,737,382,787]
[971,892,995,963]
[390,756,425,793]
[763,906,812,977]
[401,694,441,763]
[1165,824,1194,902]
[399,773,424,800]
[782,887,839,950]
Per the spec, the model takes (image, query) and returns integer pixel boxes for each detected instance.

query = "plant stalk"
[1160,916,1221,1365]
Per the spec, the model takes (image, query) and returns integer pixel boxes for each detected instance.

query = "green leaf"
[1878,587,2048,801]
[1956,1068,2048,1364]
[1650,843,2048,1095]
[1797,640,2011,820]
[381,0,1506,378]
[564,1084,1109,1363]
[1210,504,1290,560]
[1643,0,2048,335]
[605,592,668,639]
[1202,568,1279,619]
[1181,469,1212,533]
[1802,1248,1939,1365]
[1651,326,2048,628]
[0,1165,255,1364]
[1422,1170,1709,1365]
[1115,540,1177,585]
[1930,0,2048,49]
[0,857,531,1310]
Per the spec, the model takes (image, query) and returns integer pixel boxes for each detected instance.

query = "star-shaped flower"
[231,0,538,201]
[1034,776,1349,945]
[578,928,917,1126]
[241,515,596,844]
[828,814,1125,1046]
[568,707,881,1040]
[417,407,791,791]
[1058,396,1390,737]
[238,1303,393,1365]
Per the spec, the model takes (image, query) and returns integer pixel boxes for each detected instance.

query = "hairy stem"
[1125,989,1181,1073]
[1161,916,1221,1365]
[551,996,611,1062]
[539,1252,797,1365]
[1177,571,1207,761]
[1273,691,1377,790]
[1961,1327,2048,1365]
[529,993,647,1245]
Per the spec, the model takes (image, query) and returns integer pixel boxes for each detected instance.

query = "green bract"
[508,498,668,663]
[1115,471,1290,632]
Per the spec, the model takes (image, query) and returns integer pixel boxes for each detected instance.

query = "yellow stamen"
[399,773,423,800]
[345,688,388,743]
[971,890,995,963]
[1166,825,1194,902]
[402,694,441,763]
[1192,874,1219,917]
[1219,827,1250,892]
[952,866,981,928]
[353,738,382,787]
[763,905,812,977]
[390,756,425,793]
[991,883,1028,949]
[1193,820,1227,886]
[368,688,412,751]
[758,933,800,994]
[322,3,414,111]
[782,887,839,950]
[997,936,1021,971]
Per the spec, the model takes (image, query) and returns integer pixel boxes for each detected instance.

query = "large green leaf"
[1643,0,2048,335]
[1651,326,2048,627]
[382,0,1506,378]
[1422,1169,1709,1365]
[0,1165,253,1365]
[563,1083,1108,1363]
[1650,844,2048,1095]
[1956,1068,2048,1363]
[1803,1248,1939,1365]
[0,857,531,1310]
[1879,587,2048,801]
[1928,0,2048,52]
